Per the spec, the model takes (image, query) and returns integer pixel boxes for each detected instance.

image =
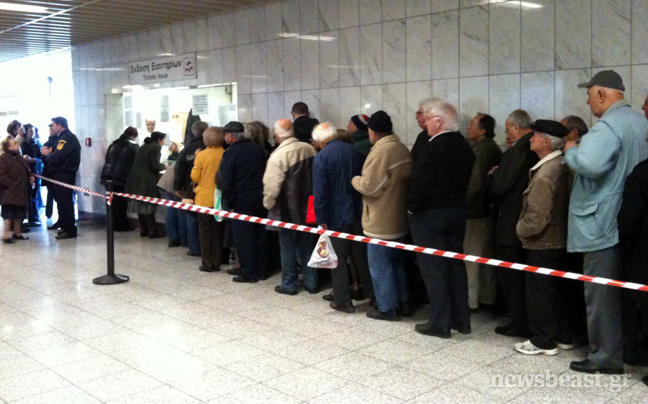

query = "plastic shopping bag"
[307,231,338,268]
[213,188,224,222]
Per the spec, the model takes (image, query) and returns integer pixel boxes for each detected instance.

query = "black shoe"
[57,229,65,235]
[414,323,451,339]
[27,221,42,227]
[623,355,648,367]
[187,251,201,257]
[643,375,648,387]
[2,238,14,244]
[55,232,77,240]
[199,265,217,272]
[12,234,29,240]
[398,302,414,317]
[232,275,258,283]
[322,292,334,302]
[259,273,269,281]
[366,307,401,321]
[140,231,148,238]
[495,325,532,338]
[351,289,365,301]
[168,240,181,248]
[451,323,471,335]
[227,267,242,276]
[569,359,623,375]
[330,301,355,313]
[48,223,60,230]
[274,286,297,296]
[305,286,321,294]
[149,233,165,239]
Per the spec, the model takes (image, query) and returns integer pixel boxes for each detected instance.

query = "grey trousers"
[583,245,623,368]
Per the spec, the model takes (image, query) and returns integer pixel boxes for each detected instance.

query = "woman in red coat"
[0,136,32,243]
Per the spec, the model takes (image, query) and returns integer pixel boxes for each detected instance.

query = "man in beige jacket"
[352,110,413,321]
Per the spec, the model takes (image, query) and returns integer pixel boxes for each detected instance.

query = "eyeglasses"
[415,111,423,116]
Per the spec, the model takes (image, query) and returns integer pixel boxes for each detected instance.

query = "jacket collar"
[275,137,299,151]
[602,99,630,117]
[530,149,562,172]
[371,134,400,149]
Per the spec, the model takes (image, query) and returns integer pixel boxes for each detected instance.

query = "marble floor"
[0,220,646,403]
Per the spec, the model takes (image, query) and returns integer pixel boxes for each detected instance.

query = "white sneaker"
[515,340,558,356]
[557,341,574,350]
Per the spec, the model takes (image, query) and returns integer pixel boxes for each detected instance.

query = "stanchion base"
[93,274,130,285]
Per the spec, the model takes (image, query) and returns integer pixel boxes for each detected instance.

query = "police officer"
[41,117,81,239]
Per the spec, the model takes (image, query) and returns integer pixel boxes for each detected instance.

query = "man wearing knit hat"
[514,119,571,356]
[564,70,648,374]
[352,110,412,321]
[347,114,371,157]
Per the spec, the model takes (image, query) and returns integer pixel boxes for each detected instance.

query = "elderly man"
[407,99,475,338]
[312,122,373,313]
[513,120,571,356]
[410,98,437,164]
[465,113,502,312]
[352,111,412,321]
[263,119,319,295]
[561,115,588,144]
[488,109,538,338]
[219,121,267,283]
[564,70,648,374]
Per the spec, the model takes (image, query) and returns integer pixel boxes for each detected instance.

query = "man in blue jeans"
[352,111,413,321]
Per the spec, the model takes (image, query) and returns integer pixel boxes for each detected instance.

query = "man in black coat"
[20,124,43,227]
[291,102,319,143]
[219,121,267,283]
[41,116,81,239]
[487,109,539,338]
[100,126,139,231]
[407,99,475,339]
[173,121,208,256]
[618,157,648,375]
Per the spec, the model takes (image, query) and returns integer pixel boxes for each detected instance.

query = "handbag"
[213,187,224,222]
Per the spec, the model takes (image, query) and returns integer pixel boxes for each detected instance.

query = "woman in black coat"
[0,137,32,243]
[125,131,167,238]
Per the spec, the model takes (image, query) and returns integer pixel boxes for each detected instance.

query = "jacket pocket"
[569,199,604,243]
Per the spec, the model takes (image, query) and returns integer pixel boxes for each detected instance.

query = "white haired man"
[407,99,475,338]
[263,119,319,295]
[312,122,373,313]
[564,70,648,374]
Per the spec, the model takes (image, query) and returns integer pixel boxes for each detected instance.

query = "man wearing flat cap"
[514,120,571,356]
[564,70,648,374]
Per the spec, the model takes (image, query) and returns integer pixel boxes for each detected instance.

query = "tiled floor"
[0,220,646,403]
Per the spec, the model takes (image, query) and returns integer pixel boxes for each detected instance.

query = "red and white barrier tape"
[35,174,648,293]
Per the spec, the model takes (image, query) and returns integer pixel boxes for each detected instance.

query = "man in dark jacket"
[407,99,475,339]
[464,113,502,311]
[100,127,139,231]
[488,109,538,338]
[41,116,81,240]
[20,124,43,227]
[347,114,371,157]
[410,98,436,165]
[220,121,267,283]
[291,102,319,143]
[173,121,208,256]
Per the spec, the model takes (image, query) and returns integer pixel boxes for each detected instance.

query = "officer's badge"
[57,140,66,150]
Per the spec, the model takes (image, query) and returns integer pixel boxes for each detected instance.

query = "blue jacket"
[564,100,648,252]
[313,139,363,230]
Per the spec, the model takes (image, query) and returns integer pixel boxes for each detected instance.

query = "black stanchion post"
[93,180,129,285]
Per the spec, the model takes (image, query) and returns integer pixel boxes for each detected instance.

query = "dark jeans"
[525,248,566,349]
[52,172,76,234]
[197,212,225,268]
[231,208,267,280]
[496,244,528,332]
[184,210,201,254]
[329,220,372,305]
[27,183,40,223]
[409,207,470,332]
[278,229,318,292]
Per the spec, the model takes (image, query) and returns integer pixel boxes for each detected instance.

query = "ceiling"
[0,0,275,63]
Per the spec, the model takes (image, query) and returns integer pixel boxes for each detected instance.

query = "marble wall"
[72,0,648,213]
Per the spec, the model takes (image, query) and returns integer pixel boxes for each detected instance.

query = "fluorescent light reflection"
[487,0,543,9]
[0,2,49,13]
[278,33,335,41]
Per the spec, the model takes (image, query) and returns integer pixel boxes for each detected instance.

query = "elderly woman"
[125,131,168,238]
[0,137,32,243]
[191,127,226,272]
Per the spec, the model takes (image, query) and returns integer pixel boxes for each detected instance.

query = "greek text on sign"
[129,53,196,85]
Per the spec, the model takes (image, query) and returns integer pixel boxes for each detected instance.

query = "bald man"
[565,70,648,374]
[263,119,320,295]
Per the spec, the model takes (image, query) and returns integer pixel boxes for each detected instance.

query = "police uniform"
[43,128,81,237]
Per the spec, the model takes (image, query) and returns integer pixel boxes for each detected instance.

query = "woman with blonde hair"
[191,127,226,272]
